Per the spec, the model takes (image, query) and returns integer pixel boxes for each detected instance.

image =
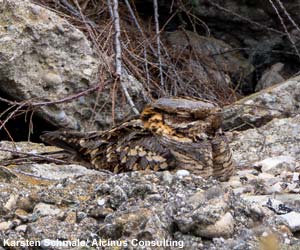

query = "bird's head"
[140,97,222,139]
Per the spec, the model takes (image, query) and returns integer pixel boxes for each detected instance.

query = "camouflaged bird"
[41,97,235,181]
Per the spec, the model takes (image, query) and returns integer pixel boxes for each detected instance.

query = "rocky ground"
[0,113,300,250]
[1,0,300,249]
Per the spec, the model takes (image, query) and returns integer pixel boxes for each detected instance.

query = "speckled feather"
[41,97,235,180]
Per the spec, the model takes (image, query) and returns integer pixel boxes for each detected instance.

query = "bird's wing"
[40,119,176,173]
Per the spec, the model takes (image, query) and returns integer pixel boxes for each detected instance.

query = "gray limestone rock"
[223,76,300,131]
[0,0,146,132]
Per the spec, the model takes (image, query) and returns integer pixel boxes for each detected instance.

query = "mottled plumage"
[41,97,235,180]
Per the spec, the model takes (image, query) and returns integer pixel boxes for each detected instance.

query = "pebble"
[162,171,173,185]
[15,209,30,221]
[257,156,295,175]
[257,173,280,186]
[70,30,83,41]
[280,212,300,232]
[292,172,299,182]
[15,224,27,232]
[286,183,300,193]
[227,180,242,188]
[33,203,62,217]
[0,221,12,231]
[195,212,235,238]
[65,211,77,224]
[265,182,284,194]
[176,170,190,178]
[97,198,106,206]
[4,194,18,211]
[30,5,41,15]
[83,68,93,76]
[42,72,63,85]
[17,196,35,212]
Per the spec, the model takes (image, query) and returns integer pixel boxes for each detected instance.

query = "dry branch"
[107,0,139,115]
[153,0,164,88]
[0,147,68,165]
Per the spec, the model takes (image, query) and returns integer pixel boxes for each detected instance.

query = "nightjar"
[41,97,235,181]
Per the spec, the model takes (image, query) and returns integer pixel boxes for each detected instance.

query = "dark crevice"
[0,92,57,143]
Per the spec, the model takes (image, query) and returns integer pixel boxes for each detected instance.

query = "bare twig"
[124,0,157,56]
[107,0,139,115]
[0,102,27,131]
[0,83,103,134]
[268,0,300,60]
[153,0,164,88]
[0,120,16,146]
[0,148,68,165]
[275,0,300,34]
[205,0,300,40]
[59,0,96,27]
[143,47,151,88]
[28,83,102,107]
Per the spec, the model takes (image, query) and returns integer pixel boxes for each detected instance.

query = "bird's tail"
[40,130,87,153]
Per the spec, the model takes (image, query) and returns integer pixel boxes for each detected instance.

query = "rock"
[15,163,103,181]
[0,142,299,249]
[4,194,19,211]
[242,194,300,208]
[0,166,17,181]
[257,173,279,185]
[0,0,146,131]
[176,169,190,178]
[15,209,30,221]
[17,196,35,213]
[292,173,299,182]
[256,63,285,91]
[162,171,173,185]
[0,0,99,130]
[288,183,300,193]
[265,198,293,215]
[195,212,235,238]
[174,187,235,238]
[230,115,300,165]
[259,233,281,250]
[65,210,77,224]
[256,156,296,175]
[15,224,27,232]
[164,30,254,99]
[280,212,300,232]
[0,221,12,231]
[97,198,106,206]
[223,76,300,131]
[182,0,300,93]
[266,182,284,194]
[33,203,62,217]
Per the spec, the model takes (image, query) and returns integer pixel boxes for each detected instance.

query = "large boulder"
[0,0,146,131]
[223,76,300,131]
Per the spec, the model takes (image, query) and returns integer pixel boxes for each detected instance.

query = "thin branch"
[0,102,27,131]
[59,0,96,27]
[29,83,102,107]
[107,0,139,115]
[0,148,68,165]
[269,0,300,60]
[124,0,157,56]
[0,120,16,146]
[275,0,300,34]
[153,0,164,87]
[111,0,122,77]
[206,0,298,37]
[0,83,104,133]
[143,47,151,89]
